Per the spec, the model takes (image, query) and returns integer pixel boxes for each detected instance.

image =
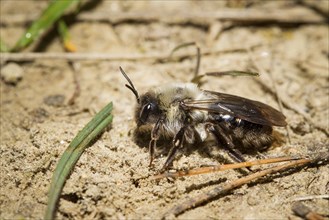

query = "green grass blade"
[57,19,76,52]
[0,38,10,52]
[12,0,77,52]
[45,102,113,220]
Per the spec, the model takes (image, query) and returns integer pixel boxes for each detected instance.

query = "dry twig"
[292,195,329,201]
[248,49,292,143]
[152,156,296,179]
[0,8,326,26]
[247,51,329,136]
[0,46,254,62]
[254,79,328,136]
[292,201,325,220]
[162,158,310,218]
[162,152,328,218]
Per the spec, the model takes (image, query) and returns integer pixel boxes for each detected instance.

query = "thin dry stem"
[291,194,329,201]
[152,156,297,179]
[248,49,292,143]
[292,201,325,220]
[255,78,329,136]
[0,8,325,26]
[247,51,329,136]
[0,46,254,62]
[162,158,311,218]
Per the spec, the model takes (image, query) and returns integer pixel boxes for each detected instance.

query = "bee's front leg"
[149,118,164,167]
[161,126,187,172]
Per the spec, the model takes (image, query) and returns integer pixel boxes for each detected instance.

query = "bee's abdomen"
[211,114,274,151]
[233,121,273,151]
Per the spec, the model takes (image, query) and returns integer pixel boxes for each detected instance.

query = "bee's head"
[135,92,162,126]
[120,67,162,126]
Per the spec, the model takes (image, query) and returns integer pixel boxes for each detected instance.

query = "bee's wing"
[183,90,287,126]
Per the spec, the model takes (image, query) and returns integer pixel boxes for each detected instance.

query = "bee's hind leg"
[207,123,247,164]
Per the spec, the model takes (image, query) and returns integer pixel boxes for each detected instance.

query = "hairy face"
[135,92,163,126]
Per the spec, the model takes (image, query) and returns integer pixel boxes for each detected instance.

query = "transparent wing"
[183,90,287,126]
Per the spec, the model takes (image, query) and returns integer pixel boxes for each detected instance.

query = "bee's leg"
[149,118,163,167]
[148,139,157,167]
[161,126,187,172]
[207,124,247,163]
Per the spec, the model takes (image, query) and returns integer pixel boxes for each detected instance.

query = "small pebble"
[247,195,260,206]
[1,62,24,84]
[30,107,49,123]
[43,94,65,107]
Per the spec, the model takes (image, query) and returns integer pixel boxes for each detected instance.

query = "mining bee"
[120,67,286,172]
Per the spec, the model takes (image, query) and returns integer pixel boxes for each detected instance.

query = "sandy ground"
[1,1,328,219]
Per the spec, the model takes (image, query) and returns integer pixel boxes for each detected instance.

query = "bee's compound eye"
[140,103,154,123]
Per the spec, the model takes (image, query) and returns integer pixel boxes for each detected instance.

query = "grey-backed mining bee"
[120,67,286,171]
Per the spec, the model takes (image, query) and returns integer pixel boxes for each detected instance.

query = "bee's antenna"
[119,67,140,103]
